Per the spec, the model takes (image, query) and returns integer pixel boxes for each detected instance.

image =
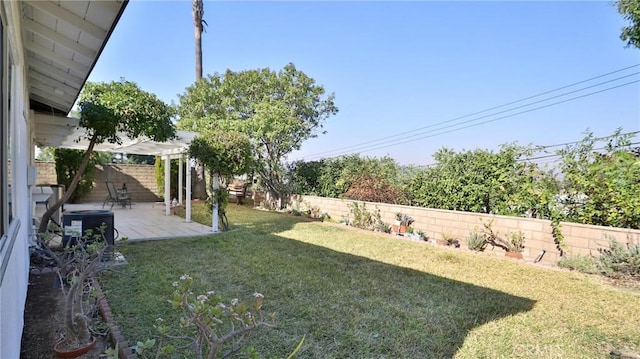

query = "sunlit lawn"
[100,202,640,358]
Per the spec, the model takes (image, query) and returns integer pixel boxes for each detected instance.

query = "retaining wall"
[292,195,640,265]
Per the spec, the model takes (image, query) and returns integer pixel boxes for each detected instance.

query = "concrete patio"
[35,201,214,242]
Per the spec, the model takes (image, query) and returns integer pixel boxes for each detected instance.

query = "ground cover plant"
[100,203,640,358]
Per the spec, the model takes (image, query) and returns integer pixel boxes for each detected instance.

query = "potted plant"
[53,228,108,358]
[481,220,525,259]
[392,213,414,234]
[504,231,525,259]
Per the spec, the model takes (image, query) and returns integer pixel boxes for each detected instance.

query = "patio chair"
[103,181,132,209]
[227,180,249,205]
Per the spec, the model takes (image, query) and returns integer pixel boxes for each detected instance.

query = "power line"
[299,64,640,160]
[535,131,640,150]
[303,79,640,160]
[523,141,640,162]
[331,72,639,157]
[410,141,640,170]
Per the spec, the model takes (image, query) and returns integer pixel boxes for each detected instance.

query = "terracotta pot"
[53,336,96,358]
[505,252,523,260]
[399,225,408,234]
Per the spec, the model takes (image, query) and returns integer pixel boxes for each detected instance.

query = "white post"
[212,175,219,232]
[178,157,183,205]
[164,156,171,216]
[186,158,192,223]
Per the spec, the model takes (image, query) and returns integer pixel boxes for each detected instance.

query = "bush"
[154,157,180,200]
[596,236,640,278]
[348,202,375,230]
[466,232,487,251]
[53,148,97,203]
[558,236,640,279]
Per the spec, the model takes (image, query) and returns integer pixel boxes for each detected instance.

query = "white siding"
[0,1,33,357]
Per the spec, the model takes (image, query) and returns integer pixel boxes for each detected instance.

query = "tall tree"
[617,0,640,48]
[191,0,209,199]
[38,80,176,234]
[177,63,338,208]
[192,0,206,81]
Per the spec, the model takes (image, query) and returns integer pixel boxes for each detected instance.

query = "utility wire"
[535,131,640,150]
[300,64,640,160]
[523,141,640,161]
[346,73,640,156]
[303,79,640,160]
[413,141,640,169]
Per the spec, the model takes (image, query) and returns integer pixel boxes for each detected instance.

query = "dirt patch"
[20,271,108,359]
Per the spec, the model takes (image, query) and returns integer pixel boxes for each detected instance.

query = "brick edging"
[91,278,137,359]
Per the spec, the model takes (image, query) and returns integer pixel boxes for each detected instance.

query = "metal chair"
[102,181,131,209]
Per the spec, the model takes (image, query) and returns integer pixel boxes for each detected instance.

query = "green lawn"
[100,203,640,358]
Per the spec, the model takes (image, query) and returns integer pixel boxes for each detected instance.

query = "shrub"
[466,232,487,251]
[53,148,97,203]
[349,202,375,230]
[558,235,640,279]
[558,256,598,273]
[154,157,179,200]
[596,236,640,278]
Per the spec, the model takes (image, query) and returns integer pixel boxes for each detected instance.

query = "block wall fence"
[35,161,162,203]
[292,195,640,265]
[31,162,640,265]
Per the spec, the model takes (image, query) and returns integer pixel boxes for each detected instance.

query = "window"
[1,13,6,237]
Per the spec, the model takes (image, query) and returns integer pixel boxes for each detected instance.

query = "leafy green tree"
[287,160,325,195]
[36,147,55,161]
[557,129,640,228]
[188,130,253,230]
[177,63,338,208]
[617,0,640,48]
[38,79,176,233]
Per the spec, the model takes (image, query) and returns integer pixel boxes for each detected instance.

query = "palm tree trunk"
[193,0,204,81]
[192,0,207,199]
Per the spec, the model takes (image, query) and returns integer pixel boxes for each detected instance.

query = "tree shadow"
[233,233,536,358]
[104,208,536,358]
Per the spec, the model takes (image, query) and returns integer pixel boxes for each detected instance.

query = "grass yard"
[100,203,640,358]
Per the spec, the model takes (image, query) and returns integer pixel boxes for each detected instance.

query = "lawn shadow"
[240,233,536,358]
[104,208,536,358]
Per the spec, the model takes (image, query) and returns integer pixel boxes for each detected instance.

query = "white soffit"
[24,0,127,115]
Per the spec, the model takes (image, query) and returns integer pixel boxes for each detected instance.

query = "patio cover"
[32,113,200,224]
[32,113,197,158]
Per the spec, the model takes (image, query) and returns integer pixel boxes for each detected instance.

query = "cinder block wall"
[35,161,161,203]
[34,161,57,184]
[293,195,640,265]
[85,164,162,203]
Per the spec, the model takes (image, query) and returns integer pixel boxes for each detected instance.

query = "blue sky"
[88,1,640,166]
